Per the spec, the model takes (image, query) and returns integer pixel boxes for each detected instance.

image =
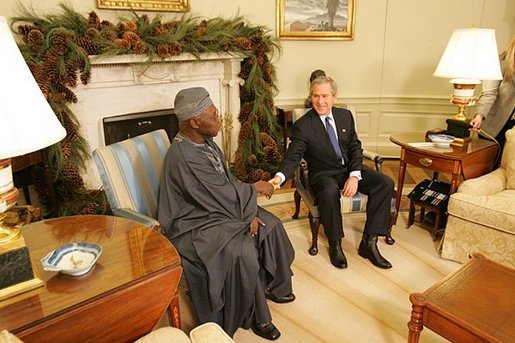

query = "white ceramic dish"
[428,134,455,147]
[41,242,102,276]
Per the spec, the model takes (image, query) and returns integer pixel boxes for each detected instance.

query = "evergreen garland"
[12,3,282,216]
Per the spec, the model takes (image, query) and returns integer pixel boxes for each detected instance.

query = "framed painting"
[96,0,190,12]
[277,0,355,40]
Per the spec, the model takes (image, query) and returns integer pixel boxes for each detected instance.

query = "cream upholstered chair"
[135,323,234,343]
[289,107,396,255]
[93,129,197,332]
[440,128,515,267]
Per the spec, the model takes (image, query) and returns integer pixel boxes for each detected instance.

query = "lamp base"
[0,229,44,301]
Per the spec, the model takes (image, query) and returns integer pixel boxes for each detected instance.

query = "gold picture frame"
[97,0,190,12]
[277,0,355,40]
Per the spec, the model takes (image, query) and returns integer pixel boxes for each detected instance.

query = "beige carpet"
[228,190,460,343]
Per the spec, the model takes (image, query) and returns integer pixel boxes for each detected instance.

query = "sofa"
[440,128,515,267]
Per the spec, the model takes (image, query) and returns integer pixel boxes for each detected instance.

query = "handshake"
[255,176,283,199]
[268,175,282,190]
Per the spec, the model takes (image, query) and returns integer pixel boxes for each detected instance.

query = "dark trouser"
[311,165,394,241]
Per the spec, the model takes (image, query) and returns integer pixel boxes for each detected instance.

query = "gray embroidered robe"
[158,136,294,336]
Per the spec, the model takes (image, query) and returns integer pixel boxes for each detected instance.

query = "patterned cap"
[174,87,214,121]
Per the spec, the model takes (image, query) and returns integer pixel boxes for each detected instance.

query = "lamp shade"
[433,28,503,82]
[0,16,66,159]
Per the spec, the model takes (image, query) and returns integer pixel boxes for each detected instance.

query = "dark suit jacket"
[279,107,363,185]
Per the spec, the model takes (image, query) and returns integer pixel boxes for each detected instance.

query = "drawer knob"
[419,158,432,167]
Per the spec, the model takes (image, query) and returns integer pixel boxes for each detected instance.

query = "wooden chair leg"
[292,189,301,219]
[308,212,320,256]
[167,290,181,329]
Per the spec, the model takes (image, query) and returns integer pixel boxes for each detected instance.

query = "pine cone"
[88,11,101,29]
[235,37,252,50]
[122,31,141,47]
[62,161,85,188]
[233,153,247,179]
[123,21,138,32]
[100,20,115,30]
[80,69,91,85]
[133,42,147,54]
[27,29,44,46]
[248,154,258,167]
[100,29,117,42]
[169,42,183,56]
[260,132,277,148]
[157,43,170,58]
[78,203,98,215]
[152,25,167,37]
[247,169,263,183]
[114,38,131,50]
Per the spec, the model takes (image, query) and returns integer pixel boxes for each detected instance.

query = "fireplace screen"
[102,109,178,145]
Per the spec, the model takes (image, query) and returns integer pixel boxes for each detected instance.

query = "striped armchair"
[92,129,170,231]
[93,129,202,332]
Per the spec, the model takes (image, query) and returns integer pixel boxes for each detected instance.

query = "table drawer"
[404,151,456,173]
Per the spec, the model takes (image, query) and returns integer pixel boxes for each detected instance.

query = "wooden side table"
[407,253,515,343]
[0,215,183,342]
[390,132,498,225]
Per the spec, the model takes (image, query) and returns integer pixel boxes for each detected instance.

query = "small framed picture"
[97,0,190,12]
[277,0,355,40]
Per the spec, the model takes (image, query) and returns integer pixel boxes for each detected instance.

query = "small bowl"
[41,242,102,276]
[428,134,455,147]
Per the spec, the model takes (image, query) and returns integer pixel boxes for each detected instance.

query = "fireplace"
[102,109,178,145]
[71,53,243,188]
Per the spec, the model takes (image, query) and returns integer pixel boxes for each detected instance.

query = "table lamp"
[433,28,502,138]
[0,16,66,300]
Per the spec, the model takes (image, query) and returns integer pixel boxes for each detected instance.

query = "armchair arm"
[112,208,164,233]
[363,149,383,172]
[294,159,318,213]
[457,168,506,196]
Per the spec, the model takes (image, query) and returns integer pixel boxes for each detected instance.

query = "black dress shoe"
[329,239,348,269]
[265,292,296,303]
[358,234,392,269]
[251,322,281,340]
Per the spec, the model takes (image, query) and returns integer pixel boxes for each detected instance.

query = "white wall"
[1,0,513,154]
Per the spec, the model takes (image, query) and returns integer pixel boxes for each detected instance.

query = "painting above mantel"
[96,0,190,12]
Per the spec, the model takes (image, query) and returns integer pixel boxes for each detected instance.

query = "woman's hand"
[470,114,484,131]
[249,217,265,237]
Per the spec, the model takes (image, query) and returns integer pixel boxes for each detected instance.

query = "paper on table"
[408,142,436,147]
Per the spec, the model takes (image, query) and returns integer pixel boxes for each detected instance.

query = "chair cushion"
[447,190,515,235]
[341,192,368,213]
[189,322,234,343]
[503,128,515,189]
[134,327,190,343]
[93,130,170,218]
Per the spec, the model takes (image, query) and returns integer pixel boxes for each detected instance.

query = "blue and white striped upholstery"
[93,129,170,228]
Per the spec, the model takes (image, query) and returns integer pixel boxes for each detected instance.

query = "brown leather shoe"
[251,322,281,340]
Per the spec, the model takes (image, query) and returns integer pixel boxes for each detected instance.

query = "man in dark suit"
[272,76,394,269]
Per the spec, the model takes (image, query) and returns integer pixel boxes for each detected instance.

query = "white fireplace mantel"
[71,52,243,188]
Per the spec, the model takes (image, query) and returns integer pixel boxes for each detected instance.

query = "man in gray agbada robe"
[158,87,295,340]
